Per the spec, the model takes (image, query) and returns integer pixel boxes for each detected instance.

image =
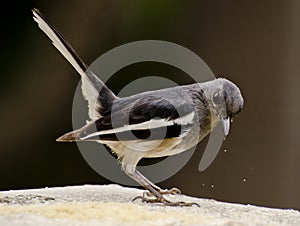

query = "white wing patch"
[174,111,195,125]
[80,111,195,140]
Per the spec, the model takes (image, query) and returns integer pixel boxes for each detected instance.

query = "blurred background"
[1,0,299,210]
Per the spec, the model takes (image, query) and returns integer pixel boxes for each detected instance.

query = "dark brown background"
[1,0,299,210]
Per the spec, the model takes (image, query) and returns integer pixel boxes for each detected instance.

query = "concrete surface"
[0,184,299,226]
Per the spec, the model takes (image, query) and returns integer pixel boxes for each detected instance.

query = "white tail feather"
[32,9,86,78]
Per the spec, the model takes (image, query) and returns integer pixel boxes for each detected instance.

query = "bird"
[32,8,244,206]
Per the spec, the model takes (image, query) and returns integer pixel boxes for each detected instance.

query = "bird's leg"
[123,165,198,207]
[123,166,164,202]
[135,170,181,196]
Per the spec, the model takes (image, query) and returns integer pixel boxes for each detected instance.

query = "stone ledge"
[0,184,299,226]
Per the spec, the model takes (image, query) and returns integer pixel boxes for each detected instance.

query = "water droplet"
[211,184,214,188]
[224,149,227,153]
[243,178,247,182]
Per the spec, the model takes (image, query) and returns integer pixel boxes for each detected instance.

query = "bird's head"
[204,78,244,137]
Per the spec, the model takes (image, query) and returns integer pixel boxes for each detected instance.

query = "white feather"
[32,11,85,78]
[81,78,101,120]
[174,111,195,125]
[33,10,100,120]
[80,111,195,140]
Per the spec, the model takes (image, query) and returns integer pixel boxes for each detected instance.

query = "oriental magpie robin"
[32,8,244,206]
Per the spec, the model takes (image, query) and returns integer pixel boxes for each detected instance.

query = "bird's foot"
[159,187,181,195]
[144,187,181,197]
[132,192,199,207]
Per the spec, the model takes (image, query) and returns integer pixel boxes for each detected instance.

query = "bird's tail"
[32,8,116,119]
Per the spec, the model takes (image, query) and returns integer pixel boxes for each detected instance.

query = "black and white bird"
[32,8,244,206]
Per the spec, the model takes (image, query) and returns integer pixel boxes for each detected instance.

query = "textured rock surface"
[0,184,299,226]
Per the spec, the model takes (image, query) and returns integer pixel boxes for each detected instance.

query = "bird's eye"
[212,92,222,105]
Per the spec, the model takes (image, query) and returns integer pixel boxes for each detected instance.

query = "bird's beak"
[220,116,230,137]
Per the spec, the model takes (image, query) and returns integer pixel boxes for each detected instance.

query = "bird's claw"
[132,193,199,207]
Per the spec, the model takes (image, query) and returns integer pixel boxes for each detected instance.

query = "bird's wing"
[58,95,195,142]
[32,8,116,120]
